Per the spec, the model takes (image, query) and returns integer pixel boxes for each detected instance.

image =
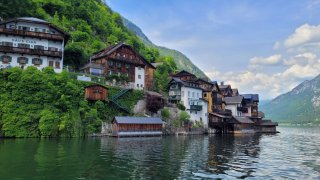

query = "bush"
[161,108,170,122]
[177,103,186,111]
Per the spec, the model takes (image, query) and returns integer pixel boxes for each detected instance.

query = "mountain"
[260,75,320,124]
[122,17,208,78]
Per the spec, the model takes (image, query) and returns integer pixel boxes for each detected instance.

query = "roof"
[172,70,196,77]
[242,94,259,102]
[113,116,163,124]
[209,112,232,118]
[91,42,155,69]
[232,116,254,124]
[169,78,202,90]
[219,85,230,90]
[146,91,163,97]
[85,84,108,89]
[225,96,244,104]
[0,17,70,43]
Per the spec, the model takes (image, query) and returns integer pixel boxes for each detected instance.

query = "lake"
[0,126,319,179]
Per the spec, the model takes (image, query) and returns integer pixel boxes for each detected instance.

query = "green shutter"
[0,55,12,62]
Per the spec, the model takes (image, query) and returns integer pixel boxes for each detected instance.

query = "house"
[0,17,69,73]
[255,119,278,133]
[84,84,108,101]
[168,71,209,128]
[228,116,255,133]
[111,116,163,137]
[242,94,259,117]
[232,89,239,96]
[225,96,247,117]
[218,82,233,97]
[80,43,156,90]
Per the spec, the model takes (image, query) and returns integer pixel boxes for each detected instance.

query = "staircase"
[110,88,133,113]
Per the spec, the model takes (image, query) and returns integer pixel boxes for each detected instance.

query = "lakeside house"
[80,42,156,90]
[168,71,209,128]
[0,17,69,73]
[111,116,163,137]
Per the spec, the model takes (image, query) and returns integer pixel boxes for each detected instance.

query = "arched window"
[0,55,12,64]
[17,57,28,64]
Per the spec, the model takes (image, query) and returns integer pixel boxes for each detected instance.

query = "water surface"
[0,126,319,179]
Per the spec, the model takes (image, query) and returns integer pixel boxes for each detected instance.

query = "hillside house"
[80,43,156,90]
[84,84,108,101]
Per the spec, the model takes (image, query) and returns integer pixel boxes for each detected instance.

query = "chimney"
[220,81,224,85]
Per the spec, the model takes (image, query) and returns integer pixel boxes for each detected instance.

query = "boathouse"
[255,119,278,133]
[228,116,254,133]
[84,84,108,101]
[111,116,163,137]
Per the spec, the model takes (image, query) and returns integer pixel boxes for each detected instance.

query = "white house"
[0,17,69,73]
[168,77,209,128]
[225,96,245,117]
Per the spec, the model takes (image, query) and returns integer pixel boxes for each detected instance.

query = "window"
[192,92,195,98]
[125,64,130,69]
[138,75,141,79]
[204,93,207,98]
[181,91,184,97]
[32,58,42,65]
[48,47,58,51]
[116,62,122,68]
[197,93,199,98]
[34,45,44,50]
[138,66,141,70]
[1,42,13,47]
[108,61,114,67]
[188,91,190,97]
[0,55,12,64]
[18,43,30,48]
[17,57,28,64]
[55,61,60,68]
[49,61,54,67]
[137,84,139,87]
[141,84,143,88]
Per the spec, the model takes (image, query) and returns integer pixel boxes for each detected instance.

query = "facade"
[225,96,246,117]
[84,84,108,101]
[168,72,209,128]
[0,17,69,73]
[242,94,259,117]
[80,43,155,90]
[111,116,163,137]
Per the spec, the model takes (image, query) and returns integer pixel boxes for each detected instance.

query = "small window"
[188,91,190,97]
[17,57,28,64]
[34,45,44,50]
[138,66,141,70]
[137,84,139,87]
[138,75,141,79]
[0,55,12,64]
[32,58,43,65]
[2,42,13,47]
[192,92,195,98]
[108,61,114,67]
[18,43,30,48]
[48,47,58,51]
[181,91,184,97]
[140,84,143,88]
[55,61,60,68]
[204,93,207,98]
[49,61,54,67]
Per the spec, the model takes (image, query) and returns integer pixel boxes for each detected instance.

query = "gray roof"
[260,120,278,126]
[233,116,254,124]
[80,62,104,70]
[113,116,163,124]
[242,94,259,102]
[170,78,202,90]
[225,96,244,104]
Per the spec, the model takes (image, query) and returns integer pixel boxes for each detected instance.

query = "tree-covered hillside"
[0,67,143,137]
[0,0,160,69]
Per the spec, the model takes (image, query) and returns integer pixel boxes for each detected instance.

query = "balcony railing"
[190,105,202,111]
[0,28,64,41]
[0,45,62,58]
[237,107,248,113]
[213,109,232,116]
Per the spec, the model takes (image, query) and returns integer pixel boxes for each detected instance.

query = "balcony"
[0,28,64,41]
[190,105,202,111]
[237,107,248,113]
[0,45,62,58]
[213,109,232,116]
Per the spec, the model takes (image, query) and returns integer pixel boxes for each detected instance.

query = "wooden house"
[242,94,259,117]
[84,84,108,101]
[255,120,278,133]
[80,43,156,90]
[228,116,254,133]
[218,82,233,97]
[171,70,197,82]
[111,116,163,137]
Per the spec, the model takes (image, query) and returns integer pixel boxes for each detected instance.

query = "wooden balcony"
[213,109,232,116]
[0,28,64,41]
[0,45,62,58]
[237,107,248,113]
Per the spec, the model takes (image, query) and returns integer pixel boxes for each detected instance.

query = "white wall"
[134,66,145,90]
[226,104,243,117]
[243,106,252,117]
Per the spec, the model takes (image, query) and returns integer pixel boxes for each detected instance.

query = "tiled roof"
[113,116,163,124]
[225,96,243,104]
[233,116,254,124]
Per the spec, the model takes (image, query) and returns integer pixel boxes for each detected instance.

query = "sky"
[106,0,320,100]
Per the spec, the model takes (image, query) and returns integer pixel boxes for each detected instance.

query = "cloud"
[284,52,317,66]
[249,54,282,65]
[273,41,281,50]
[284,24,320,48]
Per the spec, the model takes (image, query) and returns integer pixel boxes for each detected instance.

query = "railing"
[0,45,62,57]
[0,28,64,41]
[190,105,202,111]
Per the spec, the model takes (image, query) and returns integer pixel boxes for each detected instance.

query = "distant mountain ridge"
[122,17,208,78]
[260,75,320,124]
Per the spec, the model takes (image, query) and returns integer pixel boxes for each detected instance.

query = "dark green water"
[0,126,319,179]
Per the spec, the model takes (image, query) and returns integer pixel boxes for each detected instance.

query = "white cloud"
[284,52,317,66]
[249,54,282,65]
[273,41,281,50]
[284,24,320,48]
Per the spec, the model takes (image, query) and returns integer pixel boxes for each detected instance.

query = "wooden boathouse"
[111,116,163,137]
[84,84,108,101]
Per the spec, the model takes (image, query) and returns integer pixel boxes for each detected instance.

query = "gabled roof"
[112,116,163,124]
[242,94,259,102]
[0,17,70,42]
[169,78,202,90]
[219,84,231,90]
[172,70,196,77]
[91,42,155,69]
[231,116,254,124]
[225,96,244,104]
[79,62,104,70]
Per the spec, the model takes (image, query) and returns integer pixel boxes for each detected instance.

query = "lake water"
[0,126,319,179]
